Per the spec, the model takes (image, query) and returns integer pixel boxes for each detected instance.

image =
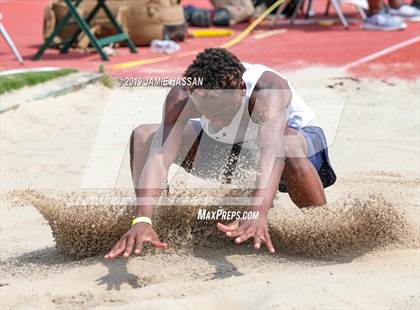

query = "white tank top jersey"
[199,63,318,147]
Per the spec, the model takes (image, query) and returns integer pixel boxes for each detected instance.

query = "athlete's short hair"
[184,48,245,90]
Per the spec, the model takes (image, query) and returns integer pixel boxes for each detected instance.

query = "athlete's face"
[191,84,245,129]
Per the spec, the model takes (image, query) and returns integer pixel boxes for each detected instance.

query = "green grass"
[98,64,114,88]
[0,68,78,95]
[99,74,115,88]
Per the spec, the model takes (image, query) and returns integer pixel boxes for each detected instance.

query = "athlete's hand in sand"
[104,223,167,259]
[217,215,275,253]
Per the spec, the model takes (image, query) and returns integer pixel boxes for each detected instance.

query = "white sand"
[0,68,419,309]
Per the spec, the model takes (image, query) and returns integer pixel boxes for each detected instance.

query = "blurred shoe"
[388,4,420,21]
[362,11,407,31]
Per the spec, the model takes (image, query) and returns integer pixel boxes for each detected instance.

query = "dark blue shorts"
[278,125,336,192]
[178,120,336,192]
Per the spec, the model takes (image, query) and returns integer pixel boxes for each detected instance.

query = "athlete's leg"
[281,127,326,208]
[130,121,199,193]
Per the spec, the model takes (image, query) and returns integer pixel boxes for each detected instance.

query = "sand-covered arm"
[133,86,200,217]
[106,87,198,259]
[251,72,291,217]
[217,72,291,253]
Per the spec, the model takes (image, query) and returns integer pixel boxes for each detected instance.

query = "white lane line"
[342,35,420,70]
[253,29,287,40]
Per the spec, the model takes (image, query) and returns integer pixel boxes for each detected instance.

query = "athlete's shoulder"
[164,86,199,123]
[255,71,289,90]
[242,62,276,72]
[242,63,287,88]
[166,85,190,103]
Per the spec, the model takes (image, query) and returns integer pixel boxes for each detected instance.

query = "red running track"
[0,0,419,79]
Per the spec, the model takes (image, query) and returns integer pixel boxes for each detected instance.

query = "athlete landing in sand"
[105,48,336,258]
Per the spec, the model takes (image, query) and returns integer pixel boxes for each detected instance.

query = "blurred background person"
[413,0,420,9]
[363,0,420,30]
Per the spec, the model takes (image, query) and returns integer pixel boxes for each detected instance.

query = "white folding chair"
[272,0,368,29]
[325,0,368,23]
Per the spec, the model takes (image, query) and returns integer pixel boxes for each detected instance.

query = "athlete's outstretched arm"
[217,72,292,253]
[106,86,198,259]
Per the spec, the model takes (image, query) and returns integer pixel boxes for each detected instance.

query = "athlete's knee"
[284,157,308,174]
[130,125,152,157]
[284,127,307,159]
[133,124,152,142]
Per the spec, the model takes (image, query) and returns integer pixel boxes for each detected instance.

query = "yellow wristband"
[131,216,152,227]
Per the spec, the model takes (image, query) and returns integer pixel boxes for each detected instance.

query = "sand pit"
[269,193,419,257]
[10,187,418,259]
[1,71,419,309]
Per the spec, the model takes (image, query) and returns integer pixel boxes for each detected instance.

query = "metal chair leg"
[290,0,306,25]
[325,0,331,16]
[0,22,24,64]
[101,1,136,53]
[357,5,367,20]
[60,0,103,54]
[33,0,84,60]
[62,0,109,60]
[305,0,313,19]
[271,0,293,28]
[331,0,349,29]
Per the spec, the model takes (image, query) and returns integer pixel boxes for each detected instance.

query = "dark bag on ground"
[184,5,230,27]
